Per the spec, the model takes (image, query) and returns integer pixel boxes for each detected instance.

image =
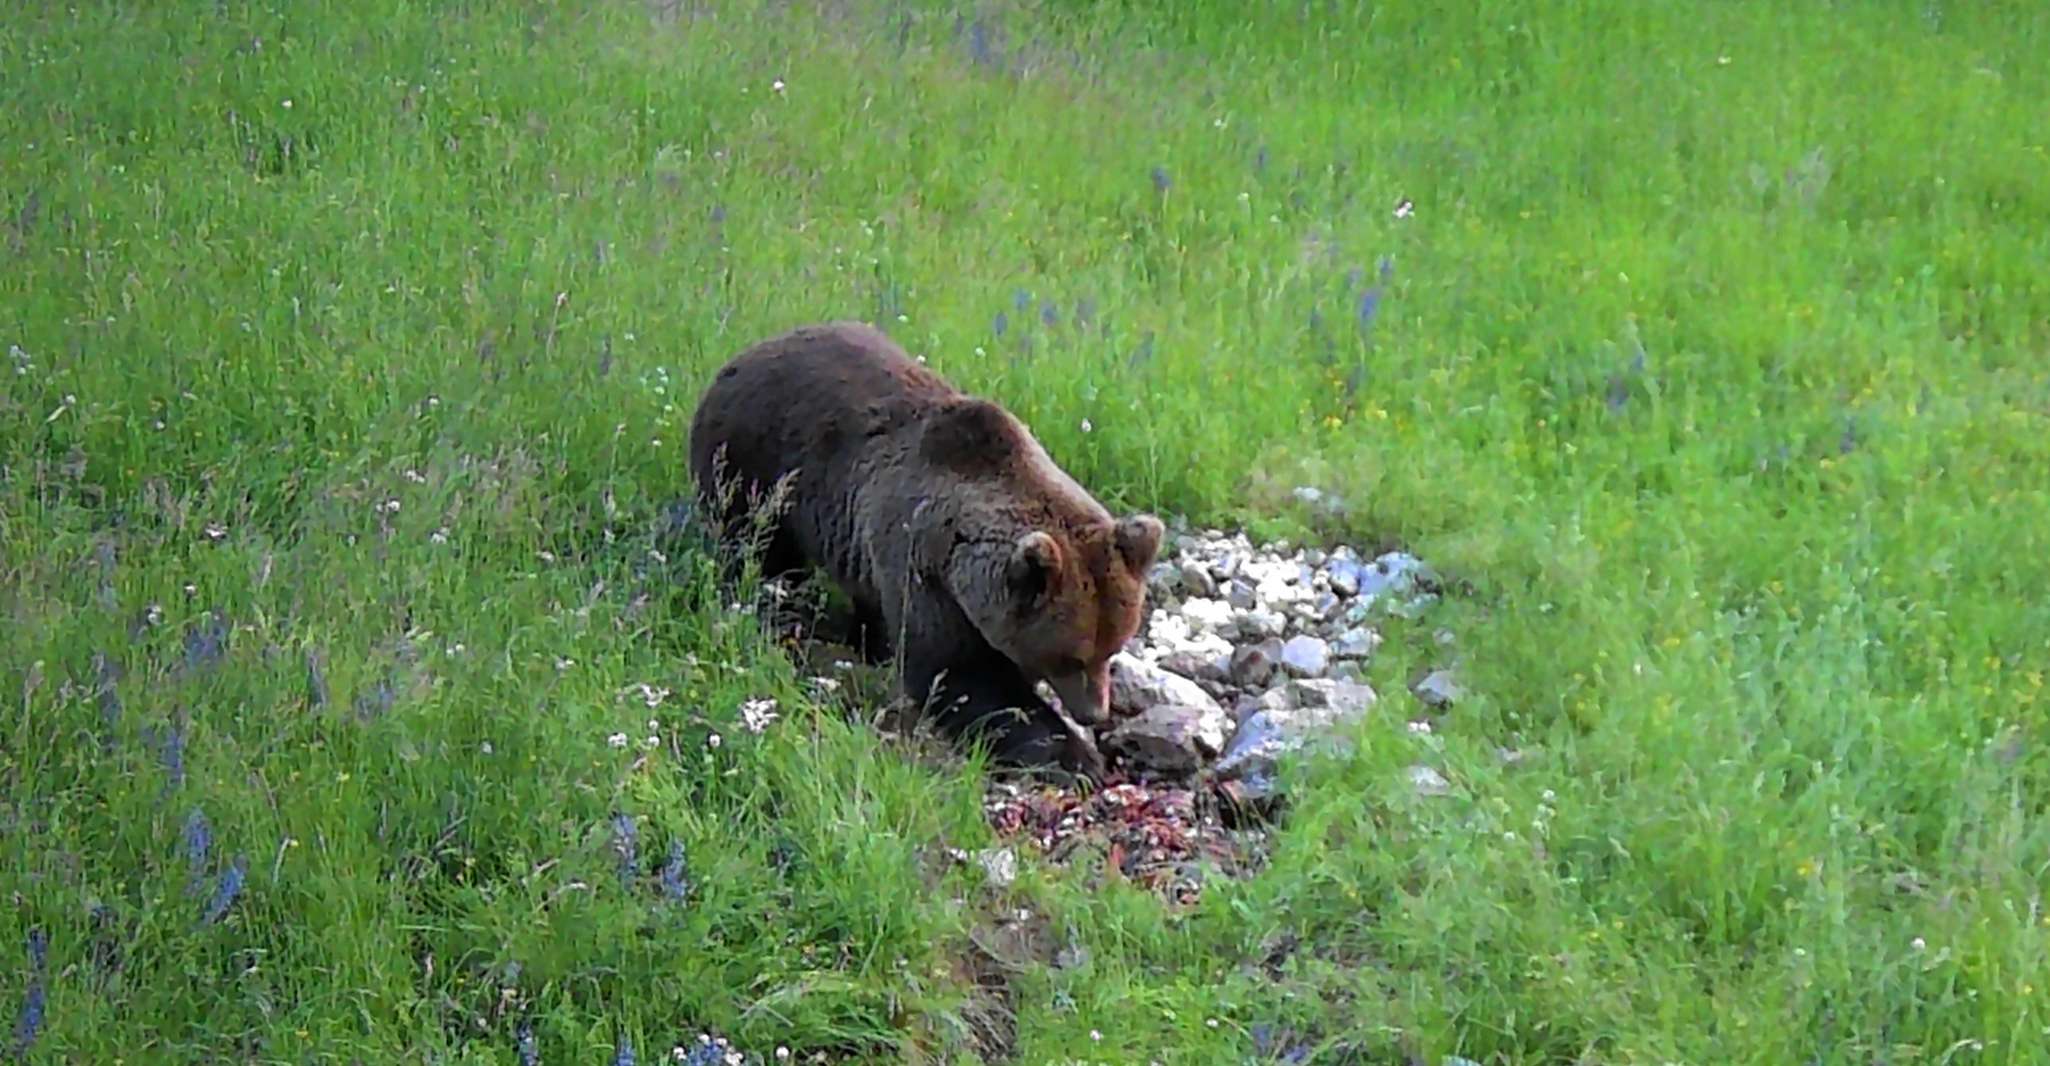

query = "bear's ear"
[1113,514,1164,571]
[1006,530,1063,602]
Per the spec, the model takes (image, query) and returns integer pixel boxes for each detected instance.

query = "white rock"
[1414,669,1463,707]
[1146,611,1192,649]
[1103,703,1231,772]
[1177,560,1217,598]
[1234,608,1286,640]
[1408,764,1452,797]
[1278,635,1330,678]
[1109,653,1224,719]
[1287,678,1378,714]
[977,847,1018,886]
[1331,627,1381,660]
[1180,597,1233,633]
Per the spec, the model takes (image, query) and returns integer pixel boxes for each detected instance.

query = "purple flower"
[517,1021,540,1066]
[158,717,187,788]
[1039,300,1059,329]
[182,610,228,675]
[660,840,691,903]
[1356,287,1381,332]
[612,1036,636,1066]
[11,980,41,1060]
[969,20,993,66]
[202,853,247,925]
[1150,166,1172,193]
[992,311,1008,337]
[182,808,213,888]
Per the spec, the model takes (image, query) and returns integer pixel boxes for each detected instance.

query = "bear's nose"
[1048,670,1109,727]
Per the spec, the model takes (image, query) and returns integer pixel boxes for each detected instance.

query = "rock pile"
[1068,527,1444,801]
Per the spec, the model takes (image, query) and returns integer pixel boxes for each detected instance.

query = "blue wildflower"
[182,808,213,889]
[1357,286,1382,332]
[202,853,247,925]
[660,840,691,904]
[517,1020,540,1066]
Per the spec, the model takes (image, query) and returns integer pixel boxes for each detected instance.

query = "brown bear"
[687,320,1163,782]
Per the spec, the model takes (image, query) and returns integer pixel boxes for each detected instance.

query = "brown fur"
[687,321,1163,781]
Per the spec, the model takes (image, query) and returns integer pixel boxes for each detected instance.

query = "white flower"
[1393,198,1414,219]
[1079,418,1093,433]
[607,732,629,749]
[707,732,723,749]
[740,697,779,734]
[771,78,786,93]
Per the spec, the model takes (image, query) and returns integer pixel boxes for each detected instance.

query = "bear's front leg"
[900,637,1105,785]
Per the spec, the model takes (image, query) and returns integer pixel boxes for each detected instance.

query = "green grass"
[5,0,2049,1061]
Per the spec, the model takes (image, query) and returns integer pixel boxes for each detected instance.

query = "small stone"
[1255,686,1294,713]
[976,847,1017,886]
[1147,611,1192,647]
[1301,548,1326,567]
[1158,650,1228,685]
[1146,561,1182,600]
[1180,597,1233,633]
[1287,678,1378,715]
[1408,765,1452,797]
[1325,560,1361,598]
[1235,608,1286,640]
[1180,631,1235,661]
[1110,653,1225,719]
[1331,627,1380,660]
[1213,684,1375,797]
[1413,669,1462,707]
[1228,643,1279,689]
[1103,703,1231,773]
[1277,635,1330,678]
[1177,560,1218,598]
[1225,578,1259,610]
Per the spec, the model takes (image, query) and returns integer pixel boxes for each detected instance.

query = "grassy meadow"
[5,0,2050,1061]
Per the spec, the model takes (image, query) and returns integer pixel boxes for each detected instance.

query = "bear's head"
[985,514,1163,727]
[920,397,1166,728]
